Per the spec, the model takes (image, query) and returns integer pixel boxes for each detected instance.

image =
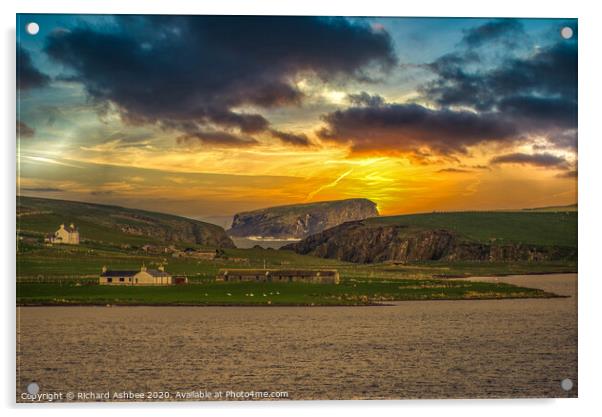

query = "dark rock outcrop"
[282,220,576,263]
[228,198,379,239]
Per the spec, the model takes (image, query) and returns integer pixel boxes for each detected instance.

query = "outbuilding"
[216,269,340,284]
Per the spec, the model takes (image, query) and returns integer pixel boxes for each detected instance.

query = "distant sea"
[195,216,301,249]
[230,237,300,249]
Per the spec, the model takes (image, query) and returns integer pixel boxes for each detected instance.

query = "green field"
[17,278,558,306]
[368,211,577,247]
[523,204,577,212]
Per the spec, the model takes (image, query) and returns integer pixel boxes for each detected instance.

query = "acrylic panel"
[16,14,577,402]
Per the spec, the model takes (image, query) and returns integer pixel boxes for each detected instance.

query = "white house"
[99,265,187,285]
[48,223,80,245]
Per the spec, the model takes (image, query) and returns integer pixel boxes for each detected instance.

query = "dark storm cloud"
[461,19,526,48]
[423,40,577,140]
[44,15,396,143]
[497,95,577,129]
[546,130,577,150]
[424,41,577,111]
[176,129,258,148]
[269,129,311,147]
[347,91,385,107]
[330,20,578,157]
[318,101,517,155]
[17,45,50,90]
[17,120,35,138]
[490,152,569,168]
[422,19,577,149]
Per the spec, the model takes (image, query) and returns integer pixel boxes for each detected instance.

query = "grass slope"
[523,204,578,212]
[17,196,231,248]
[367,211,577,248]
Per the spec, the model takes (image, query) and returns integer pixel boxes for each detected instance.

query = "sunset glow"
[17,16,577,219]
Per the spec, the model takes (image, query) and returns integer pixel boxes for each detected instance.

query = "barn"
[216,269,340,284]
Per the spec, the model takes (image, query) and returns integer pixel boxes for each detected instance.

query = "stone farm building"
[216,269,340,284]
[172,248,218,259]
[99,265,188,285]
[46,223,80,245]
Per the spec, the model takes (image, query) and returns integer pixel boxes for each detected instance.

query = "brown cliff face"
[228,199,379,239]
[282,221,576,263]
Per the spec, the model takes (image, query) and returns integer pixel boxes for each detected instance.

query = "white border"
[3,1,601,416]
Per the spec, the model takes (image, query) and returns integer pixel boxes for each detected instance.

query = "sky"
[17,15,577,219]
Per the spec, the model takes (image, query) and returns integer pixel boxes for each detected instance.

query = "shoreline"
[432,270,577,279]
[16,295,567,308]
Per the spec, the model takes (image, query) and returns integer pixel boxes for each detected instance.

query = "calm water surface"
[16,273,577,401]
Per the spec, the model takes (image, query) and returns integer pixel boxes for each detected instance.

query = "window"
[107,278,112,283]
[119,277,125,282]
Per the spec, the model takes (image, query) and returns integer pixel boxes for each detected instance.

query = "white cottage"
[99,265,187,285]
[48,223,80,245]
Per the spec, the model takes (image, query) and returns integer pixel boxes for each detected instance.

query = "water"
[16,274,577,401]
[230,236,300,249]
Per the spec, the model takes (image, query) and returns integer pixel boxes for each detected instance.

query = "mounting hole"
[26,22,40,35]
[560,378,573,391]
[27,382,40,395]
[560,26,573,40]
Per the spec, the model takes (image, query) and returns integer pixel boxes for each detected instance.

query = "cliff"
[228,198,379,239]
[17,196,235,248]
[282,211,577,263]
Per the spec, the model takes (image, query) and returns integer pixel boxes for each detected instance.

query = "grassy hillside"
[17,196,234,248]
[523,204,578,212]
[367,211,577,248]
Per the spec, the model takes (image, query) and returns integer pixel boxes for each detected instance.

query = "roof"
[101,270,138,277]
[101,268,171,277]
[218,269,338,276]
[144,269,172,277]
[274,270,338,276]
[184,248,216,253]
[60,224,78,233]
